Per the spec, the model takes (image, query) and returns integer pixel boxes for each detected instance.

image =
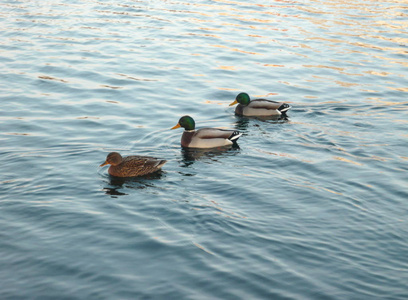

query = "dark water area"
[1,0,407,299]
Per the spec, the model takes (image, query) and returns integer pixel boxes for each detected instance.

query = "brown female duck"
[100,152,166,177]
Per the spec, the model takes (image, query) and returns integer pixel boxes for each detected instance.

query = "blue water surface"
[1,0,407,299]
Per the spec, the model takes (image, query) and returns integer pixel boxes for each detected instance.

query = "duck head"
[229,92,251,107]
[100,152,123,167]
[171,115,196,131]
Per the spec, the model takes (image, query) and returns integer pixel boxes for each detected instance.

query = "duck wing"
[124,156,166,168]
[250,99,290,111]
[195,128,241,141]
[182,128,241,148]
[110,156,166,177]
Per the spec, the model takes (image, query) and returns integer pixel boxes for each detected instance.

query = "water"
[1,0,407,298]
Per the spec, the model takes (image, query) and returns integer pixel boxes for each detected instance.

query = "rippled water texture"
[1,0,407,299]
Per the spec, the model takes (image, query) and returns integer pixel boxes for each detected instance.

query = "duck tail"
[156,160,167,169]
[278,103,291,113]
[228,131,242,142]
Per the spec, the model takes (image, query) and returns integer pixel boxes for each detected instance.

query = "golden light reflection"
[204,100,224,105]
[365,71,391,76]
[261,64,285,67]
[218,65,239,70]
[211,44,262,55]
[321,187,343,196]
[236,17,274,24]
[333,156,363,166]
[198,27,221,32]
[216,87,239,91]
[388,87,408,92]
[334,80,360,87]
[303,64,345,72]
[304,65,364,76]
[367,99,408,106]
[362,90,380,93]
[193,243,215,255]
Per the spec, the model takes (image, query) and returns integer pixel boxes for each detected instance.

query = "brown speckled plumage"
[100,152,166,177]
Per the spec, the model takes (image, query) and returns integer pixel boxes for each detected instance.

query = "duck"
[100,152,166,177]
[171,115,242,148]
[229,92,291,117]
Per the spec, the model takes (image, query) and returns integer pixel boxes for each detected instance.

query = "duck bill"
[100,161,109,167]
[171,123,181,130]
[229,100,238,106]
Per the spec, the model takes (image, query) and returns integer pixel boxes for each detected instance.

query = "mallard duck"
[171,115,241,148]
[229,92,291,116]
[100,152,166,177]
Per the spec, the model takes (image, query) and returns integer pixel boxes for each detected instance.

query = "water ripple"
[1,0,408,299]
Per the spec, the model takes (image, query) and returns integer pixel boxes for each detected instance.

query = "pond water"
[1,0,407,299]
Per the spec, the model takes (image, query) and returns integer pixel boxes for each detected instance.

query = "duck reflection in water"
[235,114,288,128]
[102,171,165,197]
[232,115,289,136]
[180,144,240,167]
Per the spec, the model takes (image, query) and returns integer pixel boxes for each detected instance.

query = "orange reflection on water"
[261,64,285,67]
[211,44,262,55]
[321,187,343,196]
[303,64,345,72]
[303,64,364,77]
[334,80,360,88]
[218,65,239,70]
[364,71,391,76]
[216,87,239,91]
[204,100,225,105]
[388,87,408,92]
[193,243,215,255]
[367,99,408,106]
[333,156,363,166]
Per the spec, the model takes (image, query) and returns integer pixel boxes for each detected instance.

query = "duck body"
[181,128,241,148]
[172,116,241,149]
[234,99,290,116]
[100,152,166,177]
[230,93,291,117]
